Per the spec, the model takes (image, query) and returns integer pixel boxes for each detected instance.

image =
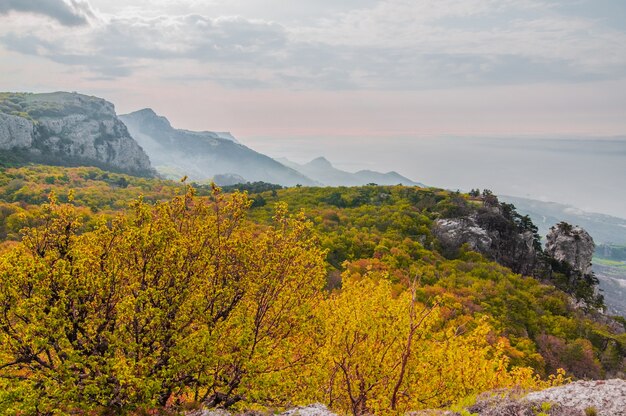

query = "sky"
[0,0,625,217]
[0,0,625,137]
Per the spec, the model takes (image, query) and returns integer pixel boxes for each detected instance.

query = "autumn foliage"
[0,167,620,415]
[0,187,326,413]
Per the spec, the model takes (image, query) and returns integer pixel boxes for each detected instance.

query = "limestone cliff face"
[433,217,493,254]
[545,222,595,275]
[433,200,607,310]
[0,112,34,148]
[0,92,154,176]
[433,202,541,276]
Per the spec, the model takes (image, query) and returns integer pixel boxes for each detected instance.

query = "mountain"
[120,109,317,186]
[277,156,422,186]
[0,92,154,176]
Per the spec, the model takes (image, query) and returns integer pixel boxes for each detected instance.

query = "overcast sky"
[0,0,625,138]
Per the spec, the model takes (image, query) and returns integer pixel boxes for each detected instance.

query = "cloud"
[0,32,132,78]
[0,14,292,80]
[0,0,94,26]
[0,0,625,89]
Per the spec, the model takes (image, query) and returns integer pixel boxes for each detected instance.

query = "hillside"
[277,156,422,186]
[120,108,317,186]
[0,92,154,176]
[501,195,626,318]
[0,164,624,415]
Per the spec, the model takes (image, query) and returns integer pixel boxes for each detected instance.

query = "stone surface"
[280,404,337,416]
[433,217,493,254]
[433,206,542,277]
[186,404,338,416]
[525,379,626,416]
[0,92,154,176]
[545,222,595,275]
[0,112,34,148]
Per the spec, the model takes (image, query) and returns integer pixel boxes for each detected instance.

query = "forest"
[0,164,624,415]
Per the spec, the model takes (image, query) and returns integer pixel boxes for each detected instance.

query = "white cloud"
[0,0,95,26]
[0,0,624,89]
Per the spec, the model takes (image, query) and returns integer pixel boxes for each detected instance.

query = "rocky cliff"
[0,92,154,176]
[545,222,595,275]
[433,197,541,276]
[542,221,604,309]
[431,194,606,308]
[0,112,34,148]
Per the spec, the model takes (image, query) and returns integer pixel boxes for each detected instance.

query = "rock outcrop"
[0,92,154,176]
[525,379,626,416]
[432,197,607,308]
[188,404,337,416]
[189,381,626,416]
[412,380,626,415]
[545,222,595,275]
[433,217,493,254]
[433,200,541,276]
[0,112,34,148]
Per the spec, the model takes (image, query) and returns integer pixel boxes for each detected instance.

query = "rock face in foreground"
[545,222,595,275]
[0,92,154,176]
[525,379,626,416]
[188,403,337,416]
[189,381,626,416]
[412,379,626,415]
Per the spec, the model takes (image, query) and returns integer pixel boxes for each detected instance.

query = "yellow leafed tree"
[308,268,565,415]
[0,187,326,414]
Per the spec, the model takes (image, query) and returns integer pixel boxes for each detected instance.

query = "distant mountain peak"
[134,108,157,116]
[306,156,333,168]
[213,132,240,144]
[280,156,422,187]
[124,108,172,130]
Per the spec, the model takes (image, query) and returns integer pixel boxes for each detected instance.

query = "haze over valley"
[242,134,626,220]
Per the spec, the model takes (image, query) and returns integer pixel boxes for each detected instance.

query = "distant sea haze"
[243,136,626,219]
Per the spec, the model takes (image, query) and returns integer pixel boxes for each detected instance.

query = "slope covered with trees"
[0,165,623,415]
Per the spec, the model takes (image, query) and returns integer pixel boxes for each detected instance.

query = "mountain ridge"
[120,108,318,186]
[277,156,422,187]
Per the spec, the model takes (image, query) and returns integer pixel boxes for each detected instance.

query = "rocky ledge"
[0,92,154,176]
[188,380,626,415]
[418,379,626,416]
[524,379,626,416]
[545,222,595,276]
[189,403,336,416]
